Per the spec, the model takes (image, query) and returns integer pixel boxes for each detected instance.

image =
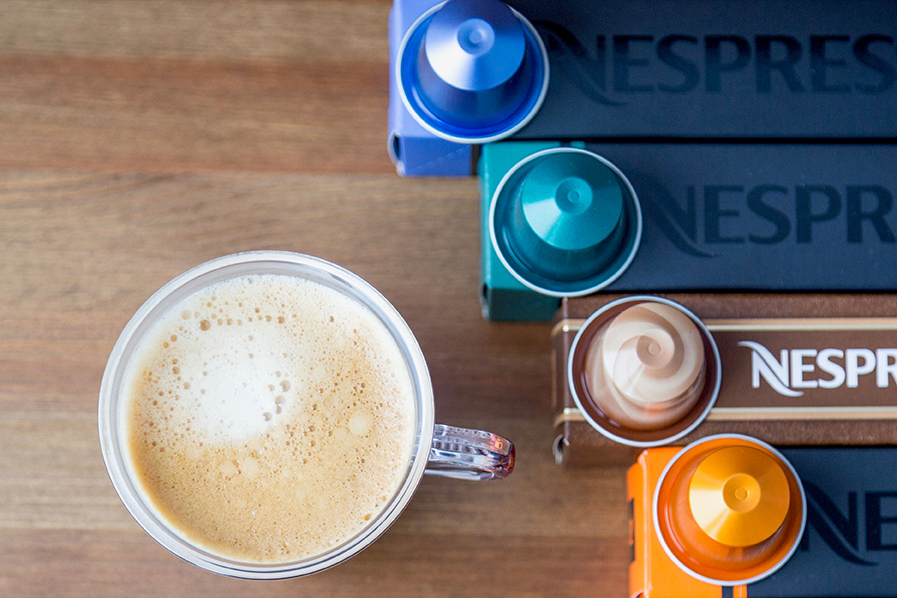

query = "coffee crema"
[121,274,416,564]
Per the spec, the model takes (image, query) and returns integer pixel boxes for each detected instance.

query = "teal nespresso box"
[479,141,572,321]
[481,141,897,321]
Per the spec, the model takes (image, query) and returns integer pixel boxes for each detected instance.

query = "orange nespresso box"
[629,436,897,598]
[553,294,897,467]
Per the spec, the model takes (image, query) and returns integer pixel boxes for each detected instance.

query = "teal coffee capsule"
[489,147,642,297]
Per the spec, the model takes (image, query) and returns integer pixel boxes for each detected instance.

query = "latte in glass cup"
[120,273,416,564]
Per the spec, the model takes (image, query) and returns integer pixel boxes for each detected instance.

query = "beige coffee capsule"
[583,301,706,430]
[569,296,720,446]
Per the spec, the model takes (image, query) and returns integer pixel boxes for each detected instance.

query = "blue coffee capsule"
[490,148,642,296]
[397,0,549,143]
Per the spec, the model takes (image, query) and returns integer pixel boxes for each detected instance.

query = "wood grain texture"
[0,2,630,593]
[0,57,392,173]
[0,1,390,62]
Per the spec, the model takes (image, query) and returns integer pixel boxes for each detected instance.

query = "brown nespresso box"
[552,294,897,468]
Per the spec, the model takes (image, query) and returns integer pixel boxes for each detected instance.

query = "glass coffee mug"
[98,251,514,579]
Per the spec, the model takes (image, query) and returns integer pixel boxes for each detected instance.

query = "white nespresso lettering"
[817,348,846,389]
[739,341,802,397]
[739,342,897,396]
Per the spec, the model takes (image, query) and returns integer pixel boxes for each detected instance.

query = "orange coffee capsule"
[654,435,806,585]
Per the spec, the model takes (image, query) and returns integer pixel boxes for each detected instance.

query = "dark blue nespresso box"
[756,448,897,597]
[389,0,897,177]
[480,141,897,321]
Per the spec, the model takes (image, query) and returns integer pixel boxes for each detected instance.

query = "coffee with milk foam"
[121,274,416,564]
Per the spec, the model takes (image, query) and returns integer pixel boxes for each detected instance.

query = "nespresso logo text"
[536,23,896,102]
[643,184,896,257]
[738,341,897,397]
[803,482,897,565]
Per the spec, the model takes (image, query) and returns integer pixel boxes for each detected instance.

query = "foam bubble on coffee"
[121,274,415,564]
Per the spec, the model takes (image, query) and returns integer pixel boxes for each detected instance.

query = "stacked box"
[552,294,897,467]
[390,0,897,177]
[629,444,897,597]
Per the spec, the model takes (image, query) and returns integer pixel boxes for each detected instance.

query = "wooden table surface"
[0,1,626,596]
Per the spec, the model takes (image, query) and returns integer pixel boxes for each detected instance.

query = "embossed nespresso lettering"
[739,341,897,397]
[536,22,896,101]
[802,482,897,565]
[641,183,896,257]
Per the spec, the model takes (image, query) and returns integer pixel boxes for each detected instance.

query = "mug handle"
[424,424,515,480]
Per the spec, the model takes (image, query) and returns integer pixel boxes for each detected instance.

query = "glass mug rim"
[98,251,436,579]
